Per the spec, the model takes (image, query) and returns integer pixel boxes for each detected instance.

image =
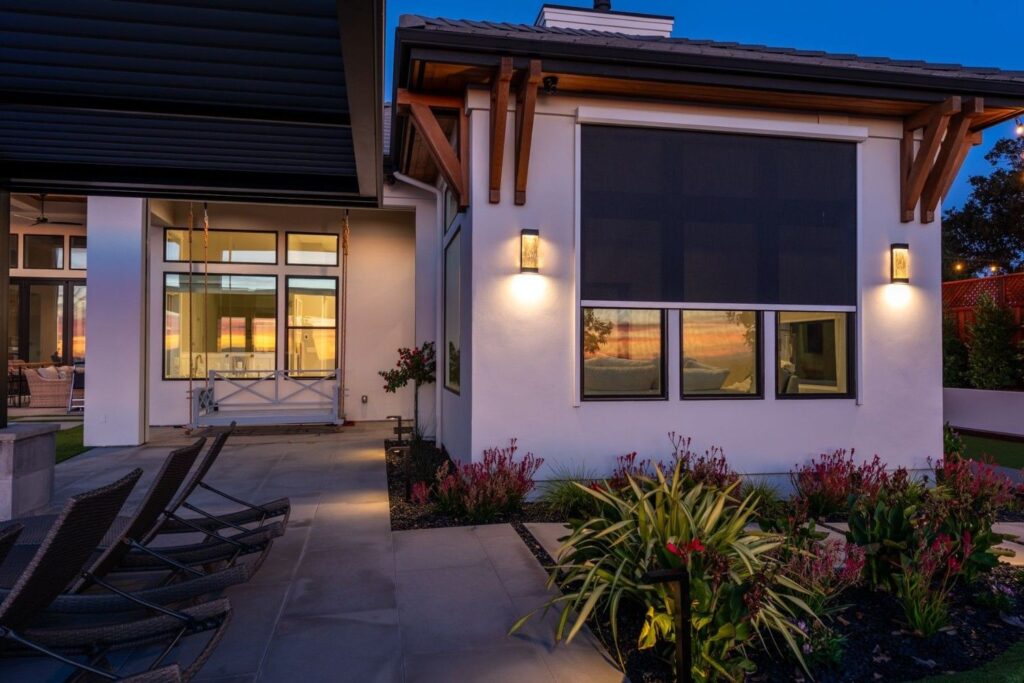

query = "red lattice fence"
[942,273,1024,345]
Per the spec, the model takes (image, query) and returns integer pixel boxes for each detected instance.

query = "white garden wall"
[944,388,1024,438]
[454,92,944,477]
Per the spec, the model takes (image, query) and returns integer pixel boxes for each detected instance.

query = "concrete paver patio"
[0,422,623,683]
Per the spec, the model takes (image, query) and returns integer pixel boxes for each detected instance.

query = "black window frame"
[679,309,764,401]
[8,277,85,365]
[163,227,279,266]
[160,271,279,381]
[69,235,87,271]
[443,228,461,395]
[284,275,340,375]
[285,231,340,267]
[23,234,65,270]
[774,311,856,400]
[580,307,668,402]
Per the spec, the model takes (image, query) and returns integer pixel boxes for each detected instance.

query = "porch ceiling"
[0,0,383,206]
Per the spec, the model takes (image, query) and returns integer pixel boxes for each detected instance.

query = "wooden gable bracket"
[513,60,543,205]
[489,57,514,203]
[396,88,468,209]
[919,98,984,223]
[901,96,959,223]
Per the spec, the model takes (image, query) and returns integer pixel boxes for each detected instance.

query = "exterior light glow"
[990,264,999,273]
[1016,118,1024,137]
[953,262,964,272]
[520,229,539,273]
[890,243,910,283]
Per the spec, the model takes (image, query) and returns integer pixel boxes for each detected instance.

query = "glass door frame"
[9,277,86,365]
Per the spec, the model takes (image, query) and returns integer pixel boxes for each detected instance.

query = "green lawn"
[55,425,88,464]
[960,433,1024,470]
[917,640,1024,682]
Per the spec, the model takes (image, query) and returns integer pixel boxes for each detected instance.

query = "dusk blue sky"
[385,0,1024,209]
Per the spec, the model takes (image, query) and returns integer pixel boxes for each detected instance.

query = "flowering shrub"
[894,533,966,635]
[432,439,543,523]
[782,539,864,616]
[669,432,741,490]
[791,450,893,518]
[410,481,431,507]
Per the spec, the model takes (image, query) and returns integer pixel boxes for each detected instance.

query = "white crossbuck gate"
[191,369,341,428]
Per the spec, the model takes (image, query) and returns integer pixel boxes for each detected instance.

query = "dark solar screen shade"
[580,125,857,306]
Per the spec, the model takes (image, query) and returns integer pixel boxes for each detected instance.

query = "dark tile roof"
[399,15,1024,85]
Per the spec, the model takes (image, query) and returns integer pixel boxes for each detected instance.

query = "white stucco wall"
[453,92,944,476]
[145,201,417,427]
[944,388,1024,438]
[85,197,148,446]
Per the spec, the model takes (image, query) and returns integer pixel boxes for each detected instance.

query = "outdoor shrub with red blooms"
[783,539,865,615]
[895,532,967,636]
[791,450,892,518]
[410,481,431,507]
[432,439,543,523]
[669,432,741,490]
[597,451,657,492]
[923,456,1015,580]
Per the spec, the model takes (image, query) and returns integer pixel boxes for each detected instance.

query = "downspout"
[392,172,443,444]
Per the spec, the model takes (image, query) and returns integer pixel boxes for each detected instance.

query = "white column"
[85,197,148,446]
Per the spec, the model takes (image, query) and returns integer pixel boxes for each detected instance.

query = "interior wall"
[145,201,416,426]
[460,93,943,477]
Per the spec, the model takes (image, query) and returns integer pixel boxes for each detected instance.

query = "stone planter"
[0,423,59,519]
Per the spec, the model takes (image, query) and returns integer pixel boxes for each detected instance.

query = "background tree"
[942,314,970,388]
[966,294,1021,390]
[380,342,436,438]
[942,136,1024,280]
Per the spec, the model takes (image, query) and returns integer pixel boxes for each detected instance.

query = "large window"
[681,310,760,398]
[165,229,276,264]
[163,273,276,379]
[582,308,665,399]
[580,125,857,306]
[777,312,853,397]
[287,277,337,374]
[287,233,338,266]
[444,232,461,392]
[24,235,64,269]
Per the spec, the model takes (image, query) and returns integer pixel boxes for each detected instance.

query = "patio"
[0,422,622,683]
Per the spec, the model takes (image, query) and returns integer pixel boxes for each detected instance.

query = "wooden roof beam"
[901,96,960,223]
[513,60,543,206]
[920,98,984,223]
[489,57,513,204]
[406,100,466,208]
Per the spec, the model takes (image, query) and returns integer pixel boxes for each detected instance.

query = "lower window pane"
[681,310,759,397]
[582,308,664,398]
[288,329,336,373]
[777,312,851,396]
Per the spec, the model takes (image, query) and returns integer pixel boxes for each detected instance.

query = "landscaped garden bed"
[384,433,1024,682]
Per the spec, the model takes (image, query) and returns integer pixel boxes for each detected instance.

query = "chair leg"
[178,612,233,683]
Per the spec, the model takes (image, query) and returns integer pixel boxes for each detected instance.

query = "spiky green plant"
[538,463,599,520]
[511,463,814,682]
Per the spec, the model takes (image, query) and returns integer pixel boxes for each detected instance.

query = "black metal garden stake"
[644,566,693,683]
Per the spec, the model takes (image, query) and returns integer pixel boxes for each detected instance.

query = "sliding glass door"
[9,279,86,364]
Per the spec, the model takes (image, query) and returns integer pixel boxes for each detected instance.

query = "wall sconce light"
[520,229,539,273]
[890,243,910,283]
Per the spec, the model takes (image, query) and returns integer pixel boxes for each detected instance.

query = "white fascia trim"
[576,107,870,143]
[581,301,857,313]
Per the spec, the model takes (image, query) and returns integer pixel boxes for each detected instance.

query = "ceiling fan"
[27,194,84,226]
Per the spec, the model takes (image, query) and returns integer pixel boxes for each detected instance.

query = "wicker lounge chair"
[156,424,291,537]
[6,437,282,581]
[23,366,74,409]
[0,470,233,682]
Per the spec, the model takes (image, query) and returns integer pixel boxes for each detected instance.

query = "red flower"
[667,538,705,560]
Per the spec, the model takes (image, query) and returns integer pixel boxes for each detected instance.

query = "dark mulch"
[751,565,1024,682]
[385,442,564,531]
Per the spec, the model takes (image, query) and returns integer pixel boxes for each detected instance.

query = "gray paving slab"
[0,423,622,682]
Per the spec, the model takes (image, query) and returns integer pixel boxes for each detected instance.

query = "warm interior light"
[520,229,539,273]
[890,243,910,283]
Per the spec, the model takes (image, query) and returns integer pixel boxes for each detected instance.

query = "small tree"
[942,314,970,388]
[379,342,436,437]
[966,295,1021,389]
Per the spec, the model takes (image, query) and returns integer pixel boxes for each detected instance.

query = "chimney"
[535,2,674,37]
